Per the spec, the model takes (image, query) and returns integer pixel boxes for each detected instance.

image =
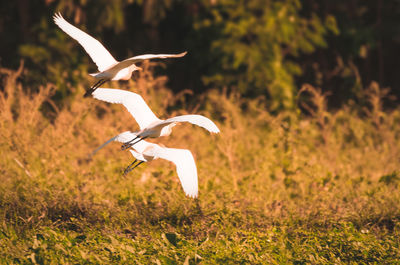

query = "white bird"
[92,88,220,149]
[91,132,198,198]
[53,13,187,97]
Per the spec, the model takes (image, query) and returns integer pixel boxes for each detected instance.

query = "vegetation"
[1,0,399,109]
[0,0,399,263]
[0,63,399,263]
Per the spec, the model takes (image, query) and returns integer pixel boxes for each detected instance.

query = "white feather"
[53,13,187,83]
[92,88,160,130]
[153,147,198,198]
[108,52,188,73]
[130,143,198,198]
[91,134,199,198]
[53,13,117,72]
[162,115,220,133]
[93,88,220,138]
[128,149,147,162]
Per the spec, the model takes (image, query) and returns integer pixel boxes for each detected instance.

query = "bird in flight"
[92,88,220,149]
[53,13,187,97]
[91,131,199,198]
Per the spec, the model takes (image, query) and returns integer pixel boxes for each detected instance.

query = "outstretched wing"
[90,131,137,156]
[53,13,117,71]
[154,147,198,198]
[93,88,161,130]
[108,52,187,73]
[90,131,157,157]
[114,131,138,143]
[162,114,220,134]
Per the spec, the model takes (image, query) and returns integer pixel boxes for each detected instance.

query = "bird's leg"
[123,160,144,175]
[92,79,106,92]
[121,135,140,150]
[92,79,104,88]
[130,136,147,146]
[83,79,106,97]
[131,161,144,171]
[121,136,148,150]
[123,159,137,175]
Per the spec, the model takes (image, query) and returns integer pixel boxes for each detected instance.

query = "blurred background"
[0,0,399,110]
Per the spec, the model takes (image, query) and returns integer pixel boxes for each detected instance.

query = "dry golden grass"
[0,62,399,263]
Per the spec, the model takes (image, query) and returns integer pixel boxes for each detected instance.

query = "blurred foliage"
[195,0,338,110]
[301,0,400,107]
[0,0,398,110]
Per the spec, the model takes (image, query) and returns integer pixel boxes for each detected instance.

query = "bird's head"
[130,64,142,72]
[160,123,177,137]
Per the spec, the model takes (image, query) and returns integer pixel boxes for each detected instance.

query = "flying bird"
[91,132,198,198]
[92,88,220,149]
[53,13,187,97]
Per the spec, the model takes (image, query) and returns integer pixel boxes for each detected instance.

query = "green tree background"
[0,0,398,110]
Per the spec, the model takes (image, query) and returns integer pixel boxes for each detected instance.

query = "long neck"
[115,68,132,80]
[160,125,173,137]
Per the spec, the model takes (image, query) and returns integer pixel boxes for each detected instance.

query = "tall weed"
[0,64,399,263]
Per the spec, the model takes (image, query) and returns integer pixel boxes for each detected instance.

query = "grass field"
[0,64,399,264]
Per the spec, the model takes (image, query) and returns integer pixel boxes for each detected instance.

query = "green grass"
[0,67,399,264]
[2,220,399,264]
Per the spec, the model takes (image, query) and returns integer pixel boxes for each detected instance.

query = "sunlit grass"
[0,63,399,263]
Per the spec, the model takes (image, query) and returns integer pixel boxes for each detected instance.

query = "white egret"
[92,131,198,198]
[53,13,187,97]
[92,88,220,149]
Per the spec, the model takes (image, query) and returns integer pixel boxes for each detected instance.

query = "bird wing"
[129,149,147,162]
[153,147,198,198]
[114,131,138,143]
[92,88,160,130]
[90,134,119,157]
[162,115,220,133]
[53,13,117,72]
[90,131,137,156]
[108,52,187,72]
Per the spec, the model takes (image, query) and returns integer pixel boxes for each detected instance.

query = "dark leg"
[92,79,106,93]
[123,160,144,175]
[84,79,106,97]
[131,161,144,171]
[129,136,147,146]
[123,159,137,175]
[121,135,140,150]
[121,136,148,150]
[92,79,104,88]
